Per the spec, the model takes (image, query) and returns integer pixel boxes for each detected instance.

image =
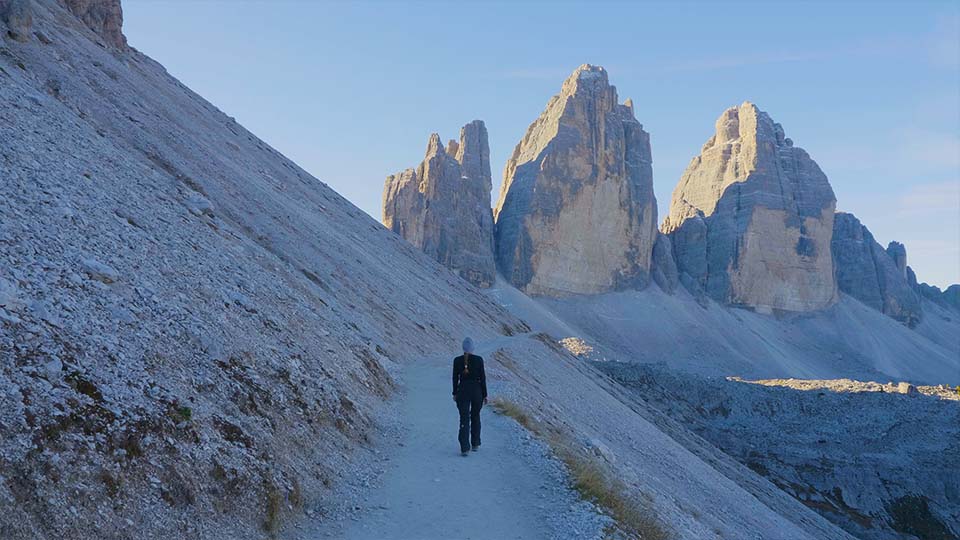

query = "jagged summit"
[382,120,496,287]
[663,101,838,313]
[493,64,657,296]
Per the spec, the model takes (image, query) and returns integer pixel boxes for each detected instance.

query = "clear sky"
[124,1,959,288]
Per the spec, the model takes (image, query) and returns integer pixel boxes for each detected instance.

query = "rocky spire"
[663,102,837,313]
[382,120,496,287]
[493,64,658,296]
[832,213,921,325]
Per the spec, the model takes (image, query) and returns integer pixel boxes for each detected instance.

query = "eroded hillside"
[0,1,525,537]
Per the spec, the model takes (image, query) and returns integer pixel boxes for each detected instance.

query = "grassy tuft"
[491,397,672,540]
[490,397,538,434]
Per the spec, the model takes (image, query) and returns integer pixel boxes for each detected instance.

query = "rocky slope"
[493,64,658,297]
[382,121,497,287]
[0,2,523,538]
[662,102,838,313]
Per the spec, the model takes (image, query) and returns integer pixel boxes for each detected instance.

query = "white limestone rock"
[63,0,126,49]
[81,257,119,283]
[494,65,658,296]
[0,276,24,314]
[662,102,837,313]
[382,120,496,287]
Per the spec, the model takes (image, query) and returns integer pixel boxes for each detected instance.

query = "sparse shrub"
[264,484,283,536]
[168,405,192,423]
[887,495,951,540]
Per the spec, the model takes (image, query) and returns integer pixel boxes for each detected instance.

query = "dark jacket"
[452,354,487,399]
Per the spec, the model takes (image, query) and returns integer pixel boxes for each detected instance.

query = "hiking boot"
[461,450,469,457]
[471,445,480,452]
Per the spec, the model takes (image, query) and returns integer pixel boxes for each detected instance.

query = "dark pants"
[456,387,483,452]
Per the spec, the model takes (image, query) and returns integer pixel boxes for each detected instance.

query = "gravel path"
[309,341,607,540]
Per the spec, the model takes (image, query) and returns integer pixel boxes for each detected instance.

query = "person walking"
[452,337,487,456]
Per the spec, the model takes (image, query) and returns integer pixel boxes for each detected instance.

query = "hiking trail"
[302,337,607,540]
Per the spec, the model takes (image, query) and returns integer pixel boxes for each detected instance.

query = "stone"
[185,192,214,217]
[831,212,921,325]
[1,0,33,42]
[0,276,23,312]
[43,356,63,380]
[650,233,679,293]
[382,120,496,287]
[662,102,837,313]
[494,65,657,296]
[81,258,120,283]
[896,382,917,395]
[587,438,616,463]
[63,0,126,49]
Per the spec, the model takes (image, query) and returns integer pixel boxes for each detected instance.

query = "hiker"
[452,337,487,456]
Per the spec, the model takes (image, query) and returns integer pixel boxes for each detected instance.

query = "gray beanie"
[462,337,475,354]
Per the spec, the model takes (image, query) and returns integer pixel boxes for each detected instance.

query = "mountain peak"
[494,66,657,296]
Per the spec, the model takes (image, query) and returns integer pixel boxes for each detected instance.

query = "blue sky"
[124,1,959,288]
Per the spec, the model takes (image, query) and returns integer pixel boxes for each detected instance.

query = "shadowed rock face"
[662,102,837,313]
[832,213,922,325]
[382,120,496,287]
[494,64,658,297]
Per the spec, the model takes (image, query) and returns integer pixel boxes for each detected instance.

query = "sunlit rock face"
[63,0,126,49]
[382,120,496,287]
[662,102,837,313]
[832,212,922,325]
[0,0,33,42]
[494,64,658,296]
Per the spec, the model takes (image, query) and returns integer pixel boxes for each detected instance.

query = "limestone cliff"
[494,65,657,296]
[383,120,496,287]
[832,212,922,325]
[1,0,125,47]
[64,0,126,49]
[0,0,32,41]
[662,102,837,313]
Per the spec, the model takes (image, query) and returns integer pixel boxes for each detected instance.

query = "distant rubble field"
[483,334,852,540]
[599,361,960,540]
[728,377,960,400]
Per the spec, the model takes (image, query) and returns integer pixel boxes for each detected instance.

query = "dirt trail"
[311,338,605,540]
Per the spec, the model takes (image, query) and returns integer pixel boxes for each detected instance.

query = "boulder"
[0,276,24,312]
[662,102,837,313]
[81,257,120,284]
[896,382,917,395]
[832,212,921,325]
[382,120,496,287]
[494,65,657,296]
